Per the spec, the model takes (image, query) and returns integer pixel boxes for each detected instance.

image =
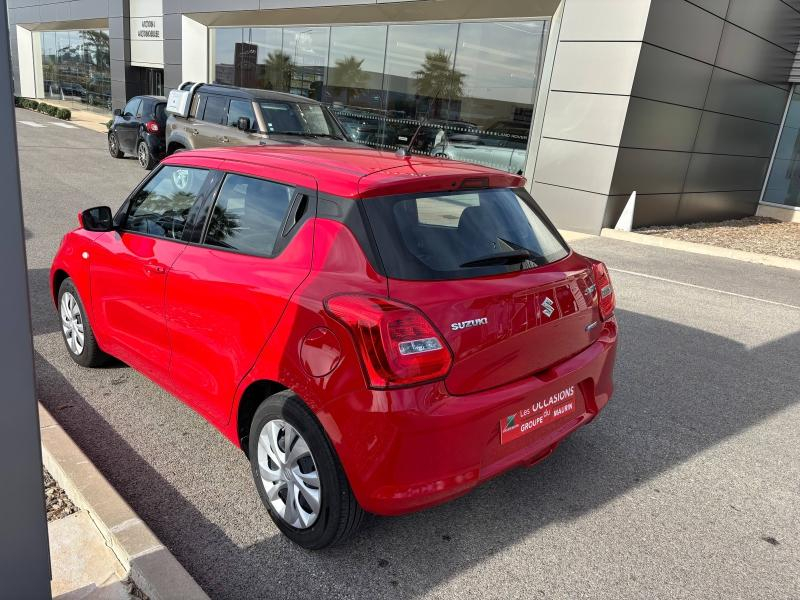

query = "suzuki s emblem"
[541,297,555,318]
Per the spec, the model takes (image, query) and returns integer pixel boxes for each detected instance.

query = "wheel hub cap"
[60,292,84,355]
[257,419,321,529]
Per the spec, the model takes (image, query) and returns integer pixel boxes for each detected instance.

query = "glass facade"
[39,29,111,112]
[763,85,800,207]
[211,20,546,174]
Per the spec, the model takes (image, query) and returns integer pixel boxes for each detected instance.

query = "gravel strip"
[637,216,800,260]
[44,468,78,522]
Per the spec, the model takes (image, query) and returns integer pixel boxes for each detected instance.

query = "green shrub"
[20,98,32,109]
[14,96,21,107]
[56,108,71,120]
[47,105,58,117]
[36,102,49,114]
[105,119,113,130]
[28,100,39,110]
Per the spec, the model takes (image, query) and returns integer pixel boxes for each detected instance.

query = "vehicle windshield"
[258,101,343,138]
[362,187,569,281]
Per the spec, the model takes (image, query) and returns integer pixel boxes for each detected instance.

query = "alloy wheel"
[60,292,85,355]
[257,419,322,529]
[138,143,148,168]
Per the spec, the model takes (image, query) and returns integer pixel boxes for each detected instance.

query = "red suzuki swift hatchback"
[51,147,617,549]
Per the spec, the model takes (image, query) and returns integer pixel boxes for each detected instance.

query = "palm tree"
[263,51,293,92]
[329,56,370,105]
[413,49,465,109]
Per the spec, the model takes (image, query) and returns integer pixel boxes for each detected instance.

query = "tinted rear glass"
[362,188,569,280]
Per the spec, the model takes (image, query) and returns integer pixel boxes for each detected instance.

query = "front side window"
[228,100,257,129]
[124,166,210,240]
[258,101,341,138]
[204,174,295,256]
[362,187,568,280]
[123,98,141,117]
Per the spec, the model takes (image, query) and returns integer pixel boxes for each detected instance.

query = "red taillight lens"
[592,261,615,320]
[324,295,452,388]
[145,120,160,134]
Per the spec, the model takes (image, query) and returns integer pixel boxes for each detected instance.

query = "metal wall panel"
[620,97,702,151]
[610,147,691,195]
[715,21,793,86]
[704,67,789,123]
[685,0,730,18]
[693,112,780,157]
[541,91,629,146]
[549,41,642,95]
[608,193,682,227]
[531,181,612,235]
[535,137,619,195]
[644,0,724,64]
[725,0,800,53]
[684,154,770,192]
[676,190,760,222]
[631,44,713,108]
[558,0,650,40]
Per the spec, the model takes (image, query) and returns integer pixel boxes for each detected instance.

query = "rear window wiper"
[460,249,535,268]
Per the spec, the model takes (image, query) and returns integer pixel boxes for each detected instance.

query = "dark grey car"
[166,83,360,154]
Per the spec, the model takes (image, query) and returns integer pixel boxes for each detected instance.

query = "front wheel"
[108,132,123,158]
[58,278,110,367]
[137,140,156,170]
[248,391,365,549]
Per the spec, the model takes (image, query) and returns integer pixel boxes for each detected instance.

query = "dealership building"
[9,0,800,233]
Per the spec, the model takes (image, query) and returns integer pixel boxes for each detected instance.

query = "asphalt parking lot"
[17,107,800,599]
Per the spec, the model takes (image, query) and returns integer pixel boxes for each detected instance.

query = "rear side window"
[362,188,568,280]
[202,95,228,124]
[204,174,295,256]
[123,98,141,117]
[154,102,167,124]
[227,100,256,129]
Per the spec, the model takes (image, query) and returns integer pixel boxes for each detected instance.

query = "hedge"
[14,97,72,121]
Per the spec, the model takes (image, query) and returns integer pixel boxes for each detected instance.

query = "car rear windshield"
[361,187,569,280]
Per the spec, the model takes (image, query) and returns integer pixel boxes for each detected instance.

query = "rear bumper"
[324,317,618,516]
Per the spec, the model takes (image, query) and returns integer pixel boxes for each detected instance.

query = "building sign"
[133,17,162,40]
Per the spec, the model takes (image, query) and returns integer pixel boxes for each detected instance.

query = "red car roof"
[163,146,526,198]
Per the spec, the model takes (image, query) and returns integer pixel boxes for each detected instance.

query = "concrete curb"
[39,404,209,600]
[599,228,800,272]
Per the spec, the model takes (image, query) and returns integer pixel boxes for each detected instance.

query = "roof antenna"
[396,119,425,159]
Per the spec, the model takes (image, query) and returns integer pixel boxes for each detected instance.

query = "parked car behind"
[108,95,167,170]
[165,83,360,154]
[51,147,618,549]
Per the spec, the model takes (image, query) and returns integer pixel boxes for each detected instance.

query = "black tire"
[137,140,157,170]
[248,391,365,549]
[57,278,110,368]
[108,132,123,158]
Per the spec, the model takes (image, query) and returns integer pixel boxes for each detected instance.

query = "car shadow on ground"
[33,303,800,599]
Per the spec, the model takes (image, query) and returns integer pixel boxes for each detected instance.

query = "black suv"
[165,83,359,154]
[108,95,167,170]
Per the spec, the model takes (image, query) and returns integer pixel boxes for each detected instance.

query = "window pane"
[249,28,284,91]
[282,27,330,100]
[764,87,800,207]
[205,174,295,256]
[325,25,387,143]
[363,188,568,280]
[213,28,244,86]
[123,98,141,116]
[125,167,210,239]
[203,95,228,124]
[382,23,459,152]
[228,100,256,129]
[39,29,109,111]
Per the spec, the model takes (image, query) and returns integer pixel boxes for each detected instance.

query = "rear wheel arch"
[236,379,287,454]
[167,141,186,155]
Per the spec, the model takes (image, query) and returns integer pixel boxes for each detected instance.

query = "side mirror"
[113,108,121,117]
[237,116,251,132]
[79,206,114,232]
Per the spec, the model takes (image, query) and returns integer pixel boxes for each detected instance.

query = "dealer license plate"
[500,384,578,445]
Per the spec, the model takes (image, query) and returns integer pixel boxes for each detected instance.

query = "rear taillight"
[145,120,160,134]
[324,295,452,388]
[591,261,615,320]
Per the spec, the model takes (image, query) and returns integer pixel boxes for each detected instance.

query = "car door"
[223,99,262,146]
[164,163,316,424]
[194,94,229,148]
[88,164,217,382]
[116,98,142,154]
